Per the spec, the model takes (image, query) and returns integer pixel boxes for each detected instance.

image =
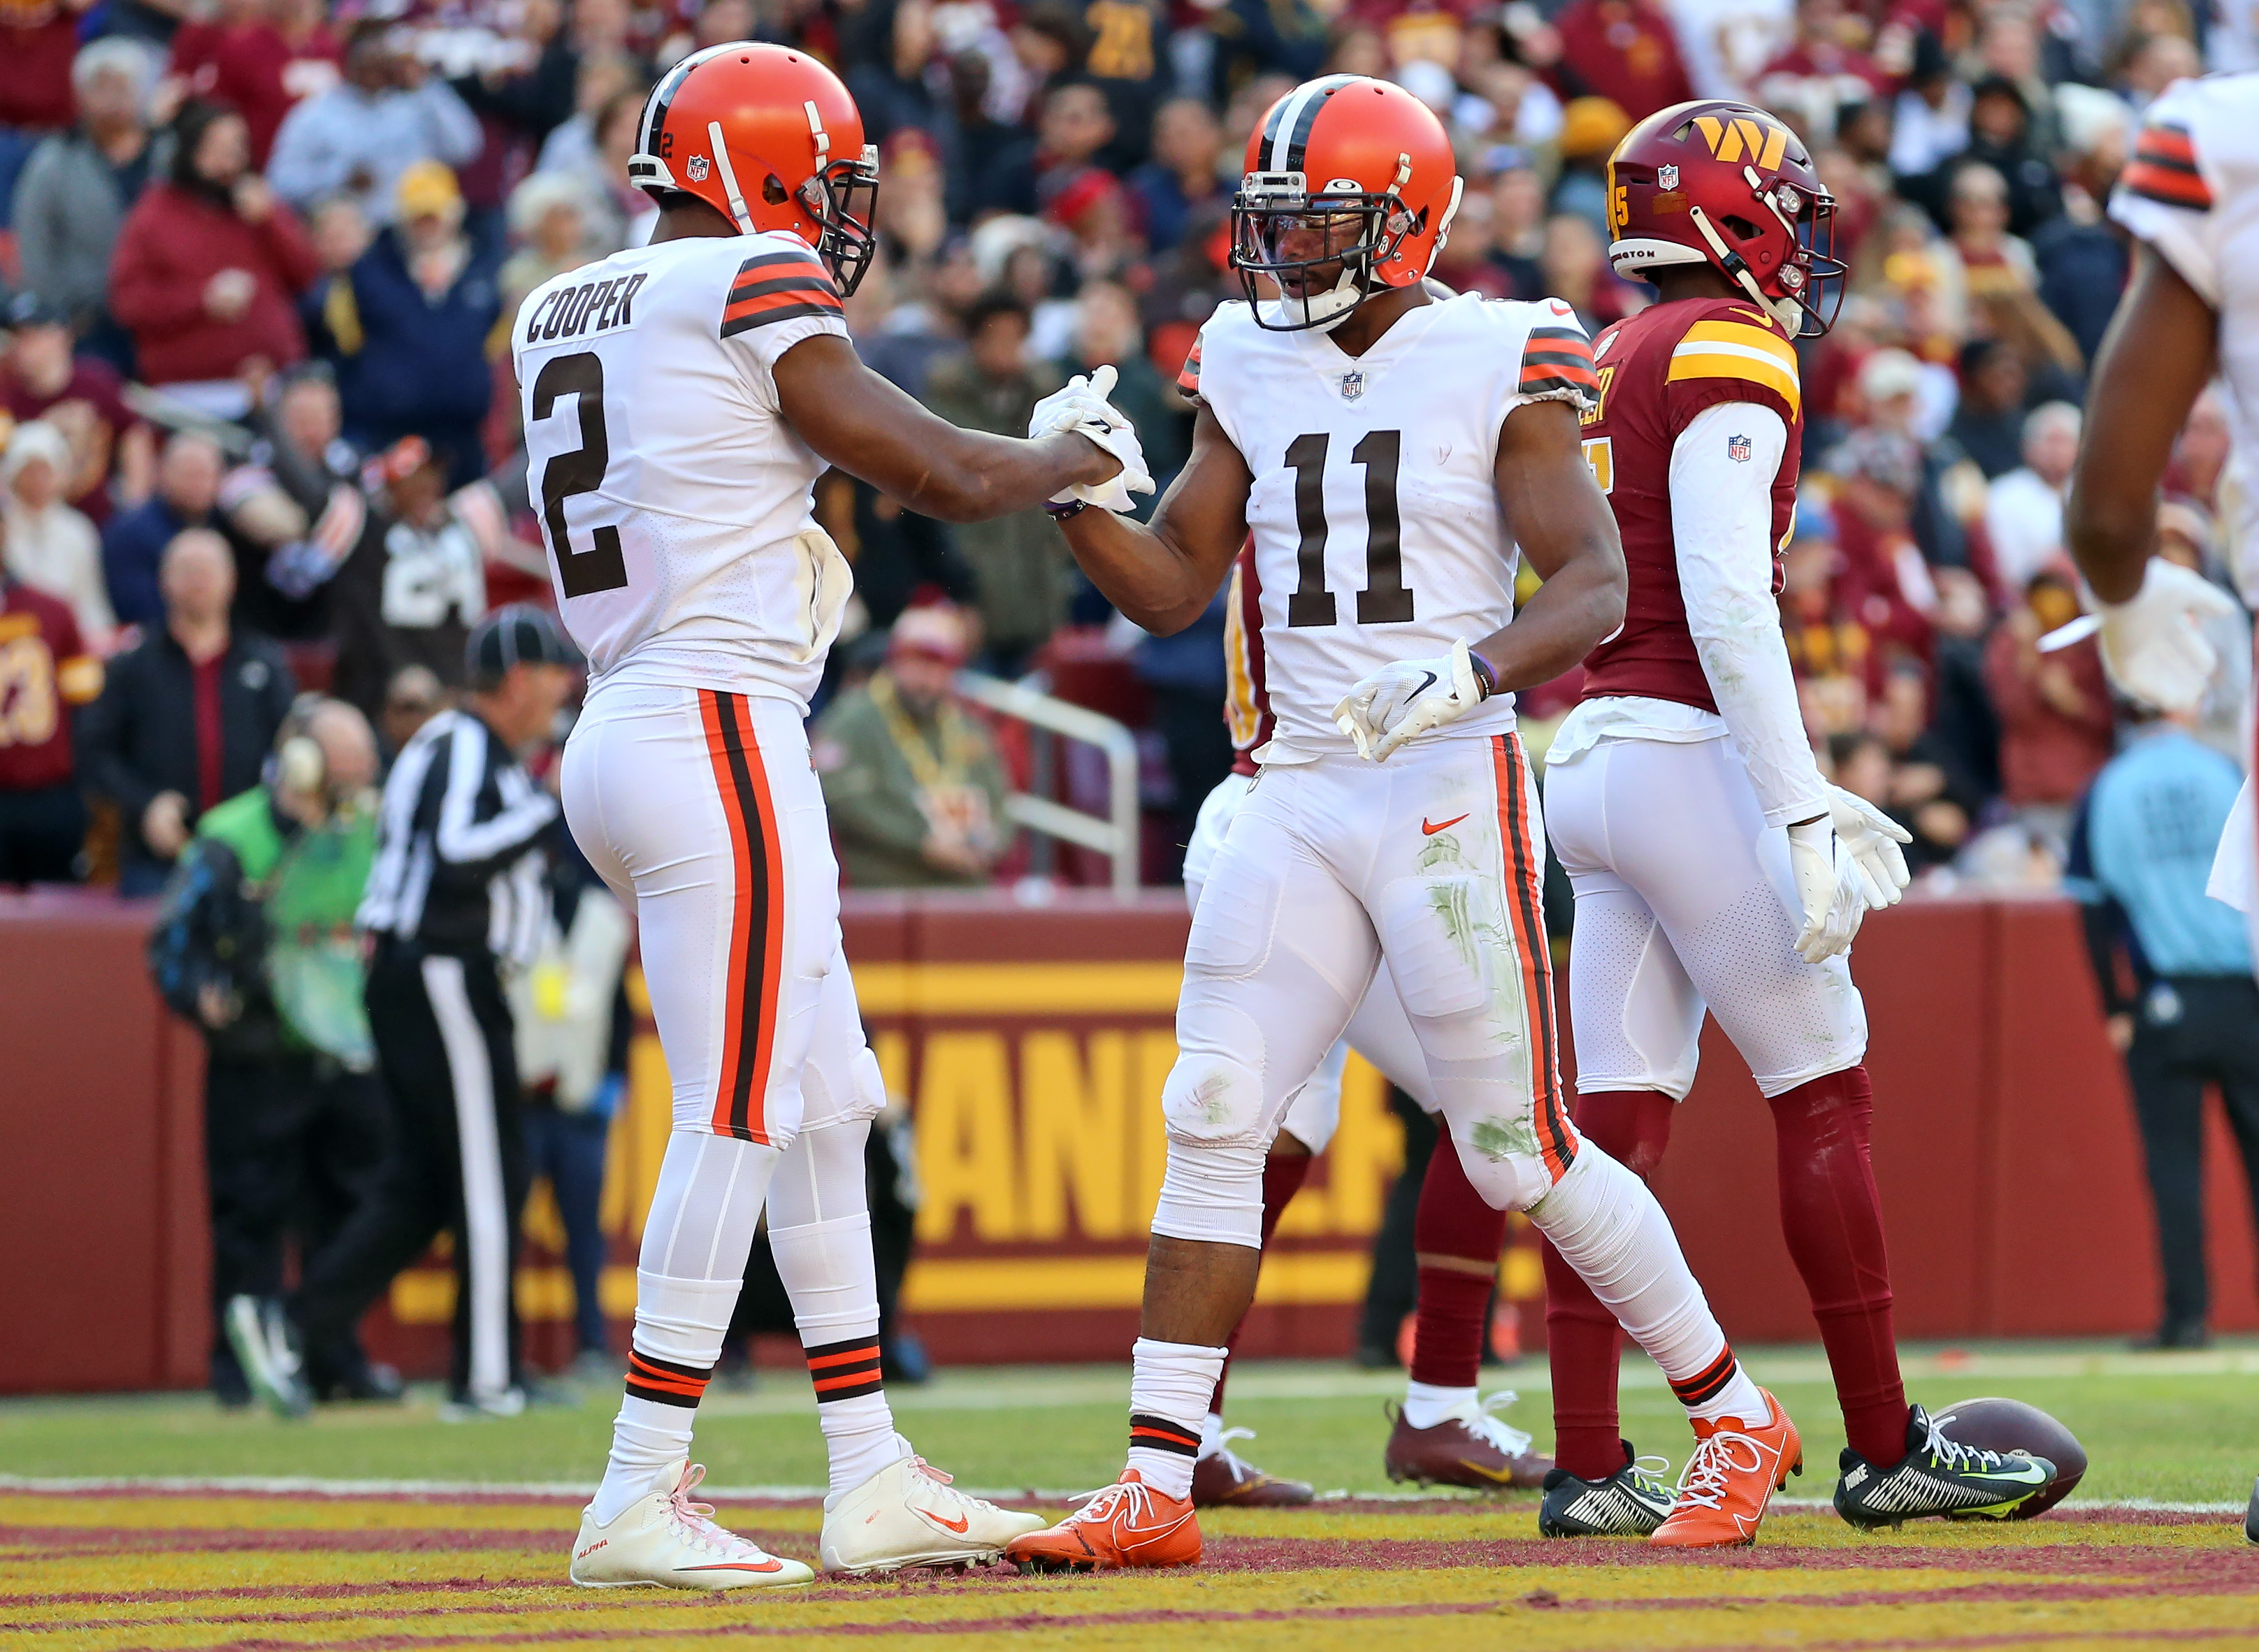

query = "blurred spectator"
[920,292,1069,669]
[1945,338,2030,481]
[1824,426,1940,669]
[983,79,1115,219]
[3,419,111,650]
[378,662,444,760]
[1984,401,2081,592]
[1925,564,2004,804]
[316,161,503,477]
[1550,0,1694,121]
[1081,0,1165,171]
[500,171,599,319]
[103,430,228,630]
[148,695,396,1407]
[1981,565,2112,857]
[329,438,487,719]
[1055,280,1185,488]
[0,573,102,882]
[1888,29,1969,177]
[530,50,637,193]
[1,294,154,528]
[168,0,342,169]
[1903,75,2062,240]
[1550,97,1629,238]
[1870,662,1984,871]
[0,0,89,225]
[1128,96,1225,254]
[305,194,374,276]
[1752,0,1889,136]
[266,20,481,230]
[14,38,158,349]
[1780,501,1873,739]
[815,605,1011,888]
[80,528,296,895]
[2153,501,2253,767]
[2070,702,2259,1351]
[1933,160,2082,392]
[844,0,952,151]
[1851,345,1972,568]
[2035,85,2132,371]
[1132,581,1229,885]
[109,99,323,413]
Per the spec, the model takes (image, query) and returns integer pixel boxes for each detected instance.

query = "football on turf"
[1935,1396,2086,1517]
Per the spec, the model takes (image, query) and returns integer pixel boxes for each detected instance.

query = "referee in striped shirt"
[243,607,580,1419]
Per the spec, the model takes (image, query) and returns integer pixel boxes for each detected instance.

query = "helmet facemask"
[1232,171,1413,333]
[799,147,880,296]
[1687,167,1845,338]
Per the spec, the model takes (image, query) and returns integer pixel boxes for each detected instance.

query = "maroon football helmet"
[1604,99,1844,337]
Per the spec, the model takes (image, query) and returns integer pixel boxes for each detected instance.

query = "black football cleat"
[1834,1404,2054,1529]
[2244,1476,2258,1544]
[1538,1440,1675,1537]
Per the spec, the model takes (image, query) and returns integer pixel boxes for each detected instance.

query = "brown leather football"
[1935,1397,2087,1517]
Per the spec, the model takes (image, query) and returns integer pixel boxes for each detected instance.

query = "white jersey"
[512,231,854,712]
[1183,292,1596,760]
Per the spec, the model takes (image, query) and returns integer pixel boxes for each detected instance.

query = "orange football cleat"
[1003,1471,1201,1572]
[1648,1389,1801,1550]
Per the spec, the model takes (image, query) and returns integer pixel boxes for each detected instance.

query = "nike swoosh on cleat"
[676,1561,785,1574]
[1452,1459,1520,1484]
[925,1511,972,1534]
[1423,814,1471,836]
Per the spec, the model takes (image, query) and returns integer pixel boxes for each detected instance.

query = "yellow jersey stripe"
[1680,319,1798,368]
[1666,345,1801,418]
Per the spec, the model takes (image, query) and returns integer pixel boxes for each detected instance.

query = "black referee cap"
[467,603,582,688]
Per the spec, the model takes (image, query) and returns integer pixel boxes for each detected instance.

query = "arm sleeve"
[1670,400,1828,826]
[433,720,558,870]
[2109,92,2223,305]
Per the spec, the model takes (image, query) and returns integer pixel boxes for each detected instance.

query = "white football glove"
[1825,783,1913,909]
[1027,363,1155,514]
[2095,556,2239,714]
[1785,817,1879,964]
[1334,637,1488,762]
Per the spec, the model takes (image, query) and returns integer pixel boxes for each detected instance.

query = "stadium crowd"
[1,0,2256,1393]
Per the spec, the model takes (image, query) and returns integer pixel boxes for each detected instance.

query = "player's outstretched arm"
[1478,397,1626,686]
[773,335,1120,523]
[1053,403,1254,635]
[2065,245,2216,604]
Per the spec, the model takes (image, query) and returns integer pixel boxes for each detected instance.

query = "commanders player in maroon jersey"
[1533,101,2056,1538]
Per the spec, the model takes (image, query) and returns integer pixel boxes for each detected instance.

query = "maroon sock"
[1770,1065,1909,1466]
[1209,1150,1315,1416]
[1408,1133,1508,1390]
[1541,1090,1677,1481]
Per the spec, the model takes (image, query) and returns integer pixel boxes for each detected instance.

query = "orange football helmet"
[1231,75,1463,331]
[628,43,880,294]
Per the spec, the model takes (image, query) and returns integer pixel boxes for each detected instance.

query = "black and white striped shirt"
[359,709,558,965]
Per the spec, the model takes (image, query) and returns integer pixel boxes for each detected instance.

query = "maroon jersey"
[0,579,102,792]
[1577,296,1803,712]
[1220,542,1271,777]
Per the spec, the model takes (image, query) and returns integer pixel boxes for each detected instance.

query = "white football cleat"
[570,1461,814,1592]
[818,1453,1046,1574]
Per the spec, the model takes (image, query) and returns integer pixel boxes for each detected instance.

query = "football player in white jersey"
[1006,76,1804,1571]
[2058,68,2259,1544]
[521,45,1148,1588]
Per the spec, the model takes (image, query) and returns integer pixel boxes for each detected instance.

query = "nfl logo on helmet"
[1658,164,1680,190]
[687,154,711,182]
[1727,432,1753,463]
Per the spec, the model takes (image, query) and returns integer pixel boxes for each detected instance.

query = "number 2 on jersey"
[1284,429,1415,628]
[530,352,630,598]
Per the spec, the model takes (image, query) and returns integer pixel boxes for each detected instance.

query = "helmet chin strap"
[705,119,755,233]
[1688,202,1798,333]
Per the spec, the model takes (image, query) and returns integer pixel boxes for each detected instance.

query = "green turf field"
[6,1342,2257,1507]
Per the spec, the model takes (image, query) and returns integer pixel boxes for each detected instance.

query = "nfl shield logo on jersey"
[1727,432,1752,463]
[687,154,711,182]
[1339,370,1364,402]
[1658,164,1680,190]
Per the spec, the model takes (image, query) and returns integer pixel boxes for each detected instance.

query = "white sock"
[1126,1337,1227,1499]
[766,1119,909,1506]
[591,1131,777,1528]
[1529,1148,1764,1423]
[1199,1410,1225,1457]
[1402,1379,1477,1431]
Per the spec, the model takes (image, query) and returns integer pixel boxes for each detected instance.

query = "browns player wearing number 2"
[1010,75,1798,1571]
[516,43,1148,1589]
[1534,101,2054,1539]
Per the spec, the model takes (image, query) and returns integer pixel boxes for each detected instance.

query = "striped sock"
[806,1336,905,1505]
[1125,1337,1227,1499]
[624,1350,714,1408]
[1672,1345,1768,1428]
[589,1352,716,1526]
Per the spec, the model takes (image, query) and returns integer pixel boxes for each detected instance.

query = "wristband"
[1468,649,1498,700]
[1045,498,1090,521]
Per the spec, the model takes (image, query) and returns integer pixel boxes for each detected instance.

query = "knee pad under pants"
[1149,1136,1271,1247]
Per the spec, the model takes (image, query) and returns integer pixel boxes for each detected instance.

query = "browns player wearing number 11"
[514,43,1148,1589]
[1009,73,1800,1571]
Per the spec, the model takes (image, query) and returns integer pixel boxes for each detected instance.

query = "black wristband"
[1046,498,1090,521]
[1467,649,1498,700]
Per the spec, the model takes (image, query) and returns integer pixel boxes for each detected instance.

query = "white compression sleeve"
[1670,402,1829,827]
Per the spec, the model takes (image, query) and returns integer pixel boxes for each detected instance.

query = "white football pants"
[1543,732,1868,1100]
[1183,771,1436,1154]
[1159,732,1577,1237]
